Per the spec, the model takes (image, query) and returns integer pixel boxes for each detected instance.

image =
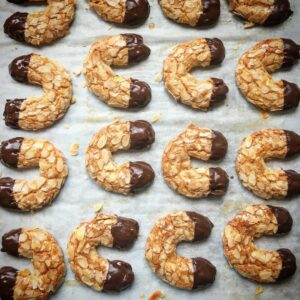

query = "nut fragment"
[67,213,139,292]
[4,54,73,131]
[0,137,68,211]
[236,38,300,111]
[86,120,155,195]
[0,228,66,300]
[4,0,76,46]
[162,123,228,198]
[223,204,296,282]
[163,38,228,110]
[69,144,79,156]
[84,34,151,109]
[145,211,216,289]
[236,129,300,199]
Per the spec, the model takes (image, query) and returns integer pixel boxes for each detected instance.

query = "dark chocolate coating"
[206,38,225,65]
[277,248,297,281]
[210,130,228,160]
[8,0,30,3]
[129,161,154,192]
[284,130,300,157]
[0,266,18,300]
[9,54,31,83]
[192,257,216,289]
[103,260,134,292]
[128,79,151,108]
[196,0,220,26]
[4,99,25,129]
[0,178,18,210]
[208,167,229,196]
[129,120,155,149]
[282,38,300,68]
[263,0,293,26]
[1,228,21,256]
[285,170,300,198]
[267,205,293,234]
[121,34,150,63]
[210,78,228,104]
[186,211,213,241]
[3,12,27,42]
[123,0,150,26]
[282,80,300,110]
[111,217,139,249]
[0,137,24,168]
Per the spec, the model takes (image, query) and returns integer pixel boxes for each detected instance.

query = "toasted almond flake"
[81,81,87,88]
[155,71,163,82]
[255,285,264,295]
[151,113,162,123]
[73,70,81,76]
[93,203,103,212]
[70,144,79,156]
[259,111,269,119]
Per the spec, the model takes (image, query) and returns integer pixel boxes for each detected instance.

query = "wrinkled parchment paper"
[0,1,299,299]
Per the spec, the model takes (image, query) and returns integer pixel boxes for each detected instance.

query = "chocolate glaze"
[186,211,213,241]
[0,266,18,300]
[9,54,32,83]
[128,79,151,108]
[8,0,30,3]
[129,120,155,149]
[210,130,228,160]
[0,137,24,168]
[206,38,225,65]
[282,38,300,68]
[196,0,220,26]
[123,0,150,26]
[103,260,134,292]
[192,257,216,289]
[210,78,228,104]
[111,217,139,249]
[277,248,296,281]
[4,12,28,42]
[0,178,18,210]
[208,167,229,196]
[282,80,300,110]
[129,161,154,192]
[284,130,300,157]
[1,228,21,256]
[121,34,150,63]
[267,205,293,234]
[263,0,293,26]
[285,170,300,198]
[4,99,25,129]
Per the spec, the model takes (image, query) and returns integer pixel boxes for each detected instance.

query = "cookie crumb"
[255,285,264,295]
[70,144,79,156]
[151,113,162,123]
[93,203,103,212]
[81,81,87,88]
[155,70,163,82]
[149,22,155,29]
[64,124,70,129]
[148,290,165,300]
[73,70,81,77]
[259,111,269,119]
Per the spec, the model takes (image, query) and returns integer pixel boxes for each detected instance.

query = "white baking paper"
[0,1,299,299]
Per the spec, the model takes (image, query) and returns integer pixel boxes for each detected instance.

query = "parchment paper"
[0,1,299,299]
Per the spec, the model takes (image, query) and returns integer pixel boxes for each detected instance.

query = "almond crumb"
[255,285,264,295]
[155,71,163,82]
[149,22,155,29]
[93,203,103,212]
[70,144,79,156]
[151,113,162,123]
[148,290,165,300]
[259,111,269,119]
[73,70,81,77]
[64,124,70,129]
[81,81,87,88]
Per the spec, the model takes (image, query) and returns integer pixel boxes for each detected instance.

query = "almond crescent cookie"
[159,0,220,27]
[86,120,155,195]
[84,34,151,109]
[162,124,229,198]
[4,54,73,131]
[163,38,228,110]
[145,211,216,289]
[228,0,293,28]
[236,38,300,111]
[223,204,296,282]
[0,137,68,211]
[67,213,139,292]
[236,129,300,200]
[4,0,76,46]
[0,228,66,300]
[88,0,150,25]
